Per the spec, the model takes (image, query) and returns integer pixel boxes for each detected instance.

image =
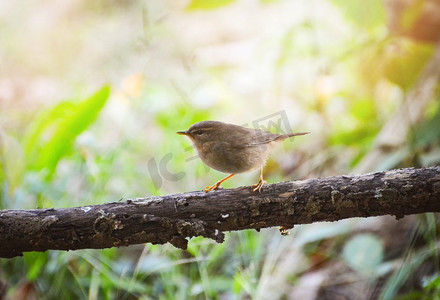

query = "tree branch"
[1,166,439,258]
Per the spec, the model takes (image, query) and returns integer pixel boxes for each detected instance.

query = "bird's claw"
[251,180,267,193]
[204,184,219,193]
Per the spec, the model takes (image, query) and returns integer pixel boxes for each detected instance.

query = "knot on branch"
[139,214,224,249]
[93,210,116,235]
[177,219,225,243]
[162,218,225,250]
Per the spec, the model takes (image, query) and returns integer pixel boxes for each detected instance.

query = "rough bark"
[0,166,439,258]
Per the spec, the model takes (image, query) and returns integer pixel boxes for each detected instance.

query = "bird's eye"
[194,130,204,135]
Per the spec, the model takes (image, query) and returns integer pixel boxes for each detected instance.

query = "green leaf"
[24,251,49,281]
[25,86,110,178]
[383,42,434,90]
[330,0,385,31]
[232,270,244,295]
[380,246,431,299]
[187,236,205,256]
[423,275,440,292]
[294,222,353,245]
[186,0,235,11]
[342,233,384,276]
[413,100,440,148]
[23,102,76,159]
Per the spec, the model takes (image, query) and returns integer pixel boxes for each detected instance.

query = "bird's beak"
[177,131,189,136]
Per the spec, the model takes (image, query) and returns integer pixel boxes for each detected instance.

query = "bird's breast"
[196,141,274,174]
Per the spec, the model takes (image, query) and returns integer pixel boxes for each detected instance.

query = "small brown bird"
[177,120,308,192]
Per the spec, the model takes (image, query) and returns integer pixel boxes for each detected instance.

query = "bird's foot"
[205,183,220,193]
[204,174,234,192]
[251,179,267,193]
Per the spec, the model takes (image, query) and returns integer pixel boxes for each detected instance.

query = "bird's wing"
[241,129,282,147]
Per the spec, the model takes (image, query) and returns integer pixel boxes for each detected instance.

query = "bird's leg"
[205,173,235,192]
[251,166,267,192]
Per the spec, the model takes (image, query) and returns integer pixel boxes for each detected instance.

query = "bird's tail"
[275,132,309,141]
[286,132,309,138]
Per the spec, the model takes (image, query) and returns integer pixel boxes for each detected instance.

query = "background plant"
[1,0,440,298]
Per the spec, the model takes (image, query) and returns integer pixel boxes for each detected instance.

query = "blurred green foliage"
[1,86,110,208]
[342,233,384,276]
[24,86,110,179]
[186,0,236,10]
[330,0,385,32]
[383,42,434,91]
[1,0,440,299]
